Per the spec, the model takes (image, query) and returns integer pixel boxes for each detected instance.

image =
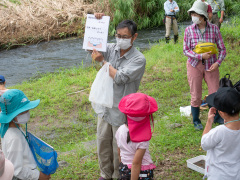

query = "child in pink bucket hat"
[115,93,158,180]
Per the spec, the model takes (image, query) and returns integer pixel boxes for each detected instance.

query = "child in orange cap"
[116,93,158,180]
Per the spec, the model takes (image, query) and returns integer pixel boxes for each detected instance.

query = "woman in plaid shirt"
[183,1,226,130]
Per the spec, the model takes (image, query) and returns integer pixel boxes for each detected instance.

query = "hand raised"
[91,49,104,62]
[207,107,216,124]
[94,13,105,19]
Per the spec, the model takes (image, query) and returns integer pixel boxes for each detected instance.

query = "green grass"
[8,18,240,179]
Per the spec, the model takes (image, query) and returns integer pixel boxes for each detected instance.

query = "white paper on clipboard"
[82,14,110,52]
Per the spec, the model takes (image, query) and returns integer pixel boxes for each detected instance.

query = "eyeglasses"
[115,34,133,39]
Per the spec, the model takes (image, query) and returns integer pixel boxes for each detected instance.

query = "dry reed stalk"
[0,0,109,49]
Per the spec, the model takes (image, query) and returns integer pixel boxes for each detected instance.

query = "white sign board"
[82,14,110,52]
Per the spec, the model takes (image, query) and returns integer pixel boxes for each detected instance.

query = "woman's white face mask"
[15,111,30,124]
[192,16,201,24]
[116,37,132,50]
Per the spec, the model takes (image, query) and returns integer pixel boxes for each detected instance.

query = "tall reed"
[0,0,98,49]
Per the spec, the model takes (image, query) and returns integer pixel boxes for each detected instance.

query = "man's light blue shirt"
[164,0,179,16]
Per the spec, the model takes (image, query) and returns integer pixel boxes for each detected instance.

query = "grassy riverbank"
[8,18,240,179]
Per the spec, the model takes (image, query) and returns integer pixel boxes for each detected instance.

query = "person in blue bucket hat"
[0,89,51,180]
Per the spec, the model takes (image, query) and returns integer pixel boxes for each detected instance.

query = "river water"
[0,21,191,87]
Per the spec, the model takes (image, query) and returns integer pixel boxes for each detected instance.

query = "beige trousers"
[165,17,178,37]
[97,116,120,179]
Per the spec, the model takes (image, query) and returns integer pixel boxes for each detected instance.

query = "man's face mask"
[116,37,132,50]
[15,111,30,124]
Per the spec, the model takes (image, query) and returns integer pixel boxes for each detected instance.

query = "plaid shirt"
[183,22,226,70]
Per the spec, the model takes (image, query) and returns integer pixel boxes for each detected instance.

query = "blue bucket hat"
[0,89,40,124]
[0,89,40,123]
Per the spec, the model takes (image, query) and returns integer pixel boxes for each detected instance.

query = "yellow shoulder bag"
[193,42,218,54]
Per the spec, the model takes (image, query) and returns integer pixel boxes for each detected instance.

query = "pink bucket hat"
[118,93,158,117]
[119,93,158,142]
[0,150,14,180]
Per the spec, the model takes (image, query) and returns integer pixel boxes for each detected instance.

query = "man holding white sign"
[91,13,146,180]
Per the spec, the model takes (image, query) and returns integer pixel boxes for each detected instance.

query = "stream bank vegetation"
[1,0,239,50]
[107,0,240,35]
[0,0,103,49]
[10,17,240,179]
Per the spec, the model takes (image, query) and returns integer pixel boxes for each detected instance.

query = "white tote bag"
[89,62,113,114]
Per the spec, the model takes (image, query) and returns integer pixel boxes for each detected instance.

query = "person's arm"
[92,46,146,84]
[219,1,225,23]
[91,49,117,79]
[201,107,221,151]
[115,128,121,163]
[118,148,121,163]
[131,148,146,180]
[202,107,216,136]
[173,2,179,13]
[207,24,226,72]
[109,63,117,79]
[183,28,203,61]
[219,10,224,23]
[214,25,226,66]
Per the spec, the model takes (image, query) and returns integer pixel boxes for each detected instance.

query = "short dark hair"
[116,20,137,36]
